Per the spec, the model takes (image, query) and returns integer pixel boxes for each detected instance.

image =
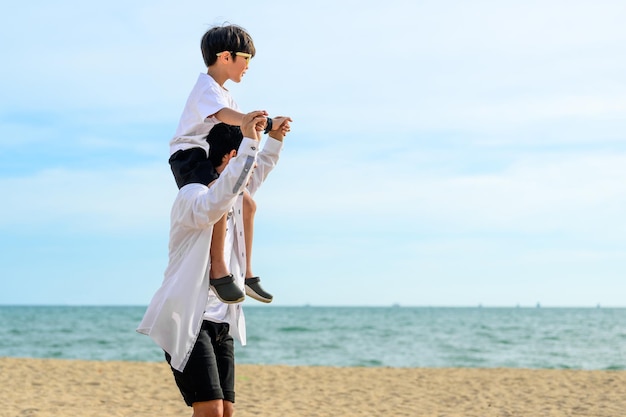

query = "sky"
[1,0,625,307]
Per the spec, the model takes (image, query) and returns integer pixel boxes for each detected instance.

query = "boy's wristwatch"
[263,117,273,134]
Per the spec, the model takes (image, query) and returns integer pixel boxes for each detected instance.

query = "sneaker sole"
[210,285,245,304]
[245,286,273,303]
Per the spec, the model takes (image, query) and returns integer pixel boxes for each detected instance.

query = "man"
[138,111,291,417]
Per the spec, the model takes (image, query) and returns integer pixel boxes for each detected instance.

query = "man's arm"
[246,117,292,196]
[182,112,267,228]
[268,117,292,142]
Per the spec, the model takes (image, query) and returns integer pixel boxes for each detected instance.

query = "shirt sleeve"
[196,82,232,121]
[247,137,283,197]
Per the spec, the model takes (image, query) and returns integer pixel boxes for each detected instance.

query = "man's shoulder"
[171,183,210,215]
[175,183,209,204]
[179,182,209,194]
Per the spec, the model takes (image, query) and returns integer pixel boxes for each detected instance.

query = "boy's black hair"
[201,24,256,67]
[206,123,244,168]
[169,148,216,188]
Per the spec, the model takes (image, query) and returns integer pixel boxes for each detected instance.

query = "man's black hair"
[206,123,244,168]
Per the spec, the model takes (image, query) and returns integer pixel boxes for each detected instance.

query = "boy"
[168,24,290,304]
[138,111,291,417]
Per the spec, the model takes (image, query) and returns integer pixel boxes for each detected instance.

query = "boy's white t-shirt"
[169,73,240,156]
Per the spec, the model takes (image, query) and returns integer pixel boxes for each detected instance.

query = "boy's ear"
[216,52,230,64]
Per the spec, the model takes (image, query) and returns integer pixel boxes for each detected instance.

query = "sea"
[0,306,624,370]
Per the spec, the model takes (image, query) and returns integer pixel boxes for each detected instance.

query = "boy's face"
[228,52,250,83]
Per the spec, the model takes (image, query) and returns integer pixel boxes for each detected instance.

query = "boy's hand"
[241,111,267,141]
[271,116,292,131]
[268,117,292,142]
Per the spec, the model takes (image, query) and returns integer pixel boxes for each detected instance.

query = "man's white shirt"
[138,136,282,372]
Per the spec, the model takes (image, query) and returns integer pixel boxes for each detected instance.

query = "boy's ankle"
[210,275,245,304]
[245,277,273,303]
[209,264,229,279]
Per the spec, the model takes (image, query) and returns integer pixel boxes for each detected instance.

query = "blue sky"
[1,0,625,307]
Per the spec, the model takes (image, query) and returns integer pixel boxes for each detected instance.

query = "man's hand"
[271,116,291,131]
[268,117,293,142]
[241,111,268,141]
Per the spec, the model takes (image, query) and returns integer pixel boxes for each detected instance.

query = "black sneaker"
[210,275,245,304]
[245,277,273,303]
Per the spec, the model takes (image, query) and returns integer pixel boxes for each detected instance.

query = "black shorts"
[169,148,219,189]
[165,321,235,406]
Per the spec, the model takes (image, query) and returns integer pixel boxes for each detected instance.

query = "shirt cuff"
[263,137,284,154]
[238,137,261,157]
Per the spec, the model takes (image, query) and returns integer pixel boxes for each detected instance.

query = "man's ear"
[221,149,238,163]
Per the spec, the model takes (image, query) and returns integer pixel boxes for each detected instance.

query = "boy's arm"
[215,108,269,127]
[216,108,289,133]
[214,107,246,126]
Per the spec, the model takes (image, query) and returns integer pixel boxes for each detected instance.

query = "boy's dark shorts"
[169,148,219,189]
[165,321,235,406]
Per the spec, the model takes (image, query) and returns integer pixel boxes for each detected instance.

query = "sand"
[1,357,624,417]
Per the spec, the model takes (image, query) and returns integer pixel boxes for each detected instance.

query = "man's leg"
[165,322,232,416]
[191,399,233,417]
[191,322,236,417]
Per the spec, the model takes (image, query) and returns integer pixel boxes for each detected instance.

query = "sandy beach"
[1,357,624,417]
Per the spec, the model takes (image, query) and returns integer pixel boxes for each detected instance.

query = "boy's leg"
[210,214,230,279]
[209,214,244,303]
[242,190,256,279]
[242,190,273,303]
